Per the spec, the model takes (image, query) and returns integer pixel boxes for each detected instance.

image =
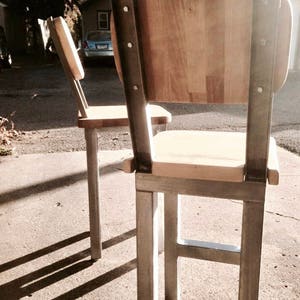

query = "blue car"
[81,30,113,62]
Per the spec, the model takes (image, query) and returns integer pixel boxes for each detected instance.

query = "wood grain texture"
[50,17,84,81]
[112,0,291,103]
[77,104,171,128]
[122,131,279,185]
[48,17,87,117]
[205,0,225,103]
[151,131,279,184]
[136,172,266,201]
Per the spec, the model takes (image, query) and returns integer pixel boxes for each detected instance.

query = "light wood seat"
[78,104,171,128]
[152,131,279,185]
[124,131,279,185]
[47,16,171,261]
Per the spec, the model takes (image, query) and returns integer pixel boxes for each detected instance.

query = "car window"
[87,31,111,41]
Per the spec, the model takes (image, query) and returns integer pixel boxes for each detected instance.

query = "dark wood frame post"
[246,0,281,182]
[111,0,152,173]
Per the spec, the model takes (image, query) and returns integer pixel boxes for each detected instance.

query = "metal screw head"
[127,42,133,48]
[257,87,263,93]
[260,39,266,46]
[123,6,129,12]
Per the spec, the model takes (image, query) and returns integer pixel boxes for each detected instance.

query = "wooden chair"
[111,0,292,299]
[47,16,171,261]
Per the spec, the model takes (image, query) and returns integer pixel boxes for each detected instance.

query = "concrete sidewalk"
[0,148,299,299]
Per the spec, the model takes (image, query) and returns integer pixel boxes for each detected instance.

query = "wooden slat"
[48,17,84,80]
[205,0,225,103]
[78,104,171,128]
[112,0,291,103]
[224,0,252,103]
[75,80,89,109]
[47,17,87,118]
[136,173,266,202]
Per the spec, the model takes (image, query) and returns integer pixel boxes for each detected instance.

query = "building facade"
[81,0,112,36]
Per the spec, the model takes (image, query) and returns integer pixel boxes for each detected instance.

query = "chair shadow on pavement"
[0,162,124,205]
[0,229,136,299]
[0,160,136,299]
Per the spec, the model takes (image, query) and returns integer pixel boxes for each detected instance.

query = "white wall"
[290,0,300,70]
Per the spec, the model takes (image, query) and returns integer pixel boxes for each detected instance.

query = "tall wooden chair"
[111,0,292,298]
[47,16,171,261]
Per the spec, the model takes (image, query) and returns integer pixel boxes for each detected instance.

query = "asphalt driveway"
[0,55,299,156]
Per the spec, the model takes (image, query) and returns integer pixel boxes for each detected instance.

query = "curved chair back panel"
[112,0,291,103]
[49,17,84,81]
[48,17,88,117]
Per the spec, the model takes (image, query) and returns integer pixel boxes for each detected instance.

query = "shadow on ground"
[0,230,136,300]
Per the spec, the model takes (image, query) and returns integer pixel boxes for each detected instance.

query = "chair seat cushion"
[152,131,279,184]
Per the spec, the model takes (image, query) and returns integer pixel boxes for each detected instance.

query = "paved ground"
[0,55,299,156]
[0,148,299,299]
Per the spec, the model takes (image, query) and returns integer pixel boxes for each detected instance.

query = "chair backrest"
[112,0,292,180]
[47,16,88,118]
[112,0,291,104]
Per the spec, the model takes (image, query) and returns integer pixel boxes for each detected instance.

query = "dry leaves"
[0,112,21,156]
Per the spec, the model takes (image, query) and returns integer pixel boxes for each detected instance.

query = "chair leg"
[164,193,179,300]
[85,128,101,260]
[239,201,265,300]
[136,190,159,300]
[158,192,164,254]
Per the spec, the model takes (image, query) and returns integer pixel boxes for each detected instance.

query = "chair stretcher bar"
[177,239,240,265]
